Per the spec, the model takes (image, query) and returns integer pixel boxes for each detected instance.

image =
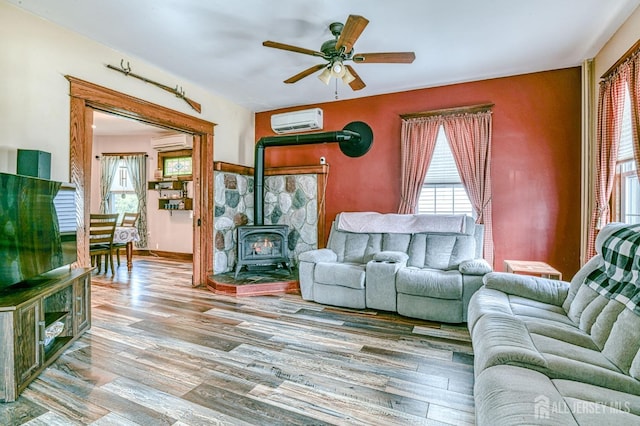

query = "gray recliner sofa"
[298,212,491,323]
[468,222,640,425]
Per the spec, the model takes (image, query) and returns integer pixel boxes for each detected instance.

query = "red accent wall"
[255,68,582,277]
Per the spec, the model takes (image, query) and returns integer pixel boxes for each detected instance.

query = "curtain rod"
[601,38,640,80]
[400,103,494,120]
[95,152,149,159]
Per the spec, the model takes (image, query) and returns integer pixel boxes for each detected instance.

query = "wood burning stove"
[235,225,291,278]
[232,121,372,280]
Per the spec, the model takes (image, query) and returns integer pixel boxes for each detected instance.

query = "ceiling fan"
[263,15,416,91]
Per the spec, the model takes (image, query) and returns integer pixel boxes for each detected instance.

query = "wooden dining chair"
[114,212,140,267]
[89,213,119,274]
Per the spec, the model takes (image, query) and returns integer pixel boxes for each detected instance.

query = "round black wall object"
[340,121,374,157]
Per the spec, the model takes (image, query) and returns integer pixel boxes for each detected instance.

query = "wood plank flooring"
[0,257,475,425]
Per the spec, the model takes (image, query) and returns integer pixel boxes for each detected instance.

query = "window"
[109,160,139,222]
[613,85,639,224]
[163,155,192,177]
[417,126,473,216]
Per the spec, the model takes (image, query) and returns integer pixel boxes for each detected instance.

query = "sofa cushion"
[407,233,475,270]
[474,366,579,426]
[562,255,603,312]
[381,233,411,253]
[472,314,548,373]
[524,319,598,350]
[632,350,640,381]
[553,379,640,423]
[591,299,627,350]
[542,353,640,395]
[396,268,462,299]
[567,285,599,324]
[508,296,576,326]
[602,309,640,375]
[314,262,365,289]
[467,288,513,333]
[327,230,382,263]
[578,294,609,334]
[531,333,620,371]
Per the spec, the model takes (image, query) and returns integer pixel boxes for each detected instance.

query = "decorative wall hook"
[106,60,201,113]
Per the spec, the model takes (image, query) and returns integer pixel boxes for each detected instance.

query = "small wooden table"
[503,260,562,280]
[113,226,140,271]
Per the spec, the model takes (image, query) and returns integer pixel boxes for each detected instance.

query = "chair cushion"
[396,267,462,299]
[314,262,365,290]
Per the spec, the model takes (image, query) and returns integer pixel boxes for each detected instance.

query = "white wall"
[0,2,255,183]
[92,135,193,254]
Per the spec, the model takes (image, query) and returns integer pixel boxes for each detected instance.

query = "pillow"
[459,259,492,275]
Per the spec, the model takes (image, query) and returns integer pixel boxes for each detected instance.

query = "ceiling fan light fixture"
[342,67,356,84]
[318,67,332,85]
[331,60,346,77]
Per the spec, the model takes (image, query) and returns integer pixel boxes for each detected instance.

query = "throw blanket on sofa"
[585,223,640,315]
[335,212,469,234]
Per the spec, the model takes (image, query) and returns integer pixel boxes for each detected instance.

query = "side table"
[503,260,562,280]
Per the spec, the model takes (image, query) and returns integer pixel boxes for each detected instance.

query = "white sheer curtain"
[99,156,119,213]
[122,154,147,248]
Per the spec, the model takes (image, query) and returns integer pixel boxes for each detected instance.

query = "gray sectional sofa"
[469,222,640,425]
[298,212,491,323]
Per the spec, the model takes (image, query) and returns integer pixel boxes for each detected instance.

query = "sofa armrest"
[459,258,492,275]
[483,272,569,306]
[298,248,337,264]
[373,251,409,264]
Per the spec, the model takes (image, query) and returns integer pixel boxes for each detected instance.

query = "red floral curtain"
[586,67,628,258]
[398,117,440,214]
[442,112,494,266]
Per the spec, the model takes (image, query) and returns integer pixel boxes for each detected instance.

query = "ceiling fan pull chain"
[335,78,339,100]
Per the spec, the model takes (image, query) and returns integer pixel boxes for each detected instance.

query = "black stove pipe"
[253,122,373,226]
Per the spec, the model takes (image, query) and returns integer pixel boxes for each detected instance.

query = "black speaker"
[17,149,51,179]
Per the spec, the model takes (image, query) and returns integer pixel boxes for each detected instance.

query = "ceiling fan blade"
[263,41,325,58]
[345,65,366,91]
[352,52,416,63]
[284,64,327,84]
[336,15,369,53]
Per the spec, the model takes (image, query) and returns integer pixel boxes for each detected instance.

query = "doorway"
[67,76,215,286]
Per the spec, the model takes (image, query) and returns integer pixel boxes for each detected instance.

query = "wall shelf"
[148,180,192,211]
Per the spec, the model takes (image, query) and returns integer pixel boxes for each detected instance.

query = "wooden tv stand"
[0,267,92,402]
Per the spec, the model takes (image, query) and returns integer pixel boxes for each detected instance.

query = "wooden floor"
[0,257,475,425]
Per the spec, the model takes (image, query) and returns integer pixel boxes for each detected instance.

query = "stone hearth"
[206,268,299,296]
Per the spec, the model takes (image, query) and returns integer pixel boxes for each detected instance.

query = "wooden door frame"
[66,76,215,286]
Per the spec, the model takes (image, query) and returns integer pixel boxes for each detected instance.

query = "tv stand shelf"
[0,267,91,403]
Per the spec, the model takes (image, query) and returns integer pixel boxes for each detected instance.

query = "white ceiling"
[8,0,640,114]
[92,111,168,136]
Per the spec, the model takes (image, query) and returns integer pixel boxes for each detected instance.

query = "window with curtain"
[613,85,639,224]
[109,160,139,222]
[417,125,473,216]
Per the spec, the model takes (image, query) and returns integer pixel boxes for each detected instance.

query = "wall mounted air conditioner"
[270,108,323,134]
[150,134,193,151]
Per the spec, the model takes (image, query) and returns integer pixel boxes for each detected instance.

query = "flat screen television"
[0,172,77,290]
